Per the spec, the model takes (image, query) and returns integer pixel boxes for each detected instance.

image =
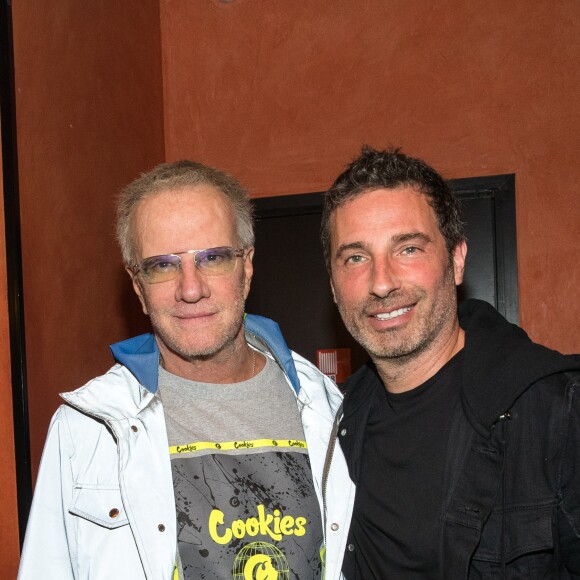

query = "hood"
[109,313,301,395]
[459,299,580,433]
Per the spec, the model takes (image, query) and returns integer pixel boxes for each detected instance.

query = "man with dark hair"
[18,161,352,580]
[322,146,580,578]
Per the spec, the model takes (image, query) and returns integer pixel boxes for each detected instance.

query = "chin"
[176,341,226,359]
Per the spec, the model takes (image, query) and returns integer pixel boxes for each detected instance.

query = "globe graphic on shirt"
[232,541,290,580]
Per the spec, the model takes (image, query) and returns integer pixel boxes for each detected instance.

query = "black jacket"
[339,299,580,579]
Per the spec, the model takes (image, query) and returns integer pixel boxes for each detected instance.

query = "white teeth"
[374,307,411,320]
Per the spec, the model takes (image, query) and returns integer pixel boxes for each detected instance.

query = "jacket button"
[340,428,347,436]
[330,523,339,531]
[348,544,355,551]
[131,425,138,432]
[109,508,119,518]
[158,524,166,532]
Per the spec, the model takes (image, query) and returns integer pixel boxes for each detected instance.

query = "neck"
[373,321,464,394]
[158,334,265,384]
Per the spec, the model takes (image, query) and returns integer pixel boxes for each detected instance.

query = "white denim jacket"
[18,315,354,580]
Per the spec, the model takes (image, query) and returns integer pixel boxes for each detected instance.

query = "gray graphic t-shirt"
[158,351,323,579]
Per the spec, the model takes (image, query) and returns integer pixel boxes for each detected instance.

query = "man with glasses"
[18,161,352,580]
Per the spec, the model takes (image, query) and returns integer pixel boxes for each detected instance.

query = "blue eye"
[142,255,180,275]
[201,253,224,264]
[153,261,176,271]
[343,254,367,268]
[401,246,419,256]
[197,248,234,269]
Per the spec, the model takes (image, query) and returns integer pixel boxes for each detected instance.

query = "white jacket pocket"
[69,485,129,529]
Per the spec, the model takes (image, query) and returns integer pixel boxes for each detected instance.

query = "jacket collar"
[109,313,301,395]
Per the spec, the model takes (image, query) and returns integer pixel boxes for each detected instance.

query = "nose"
[369,256,400,298]
[174,258,210,303]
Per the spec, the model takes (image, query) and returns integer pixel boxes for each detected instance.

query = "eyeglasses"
[131,246,246,284]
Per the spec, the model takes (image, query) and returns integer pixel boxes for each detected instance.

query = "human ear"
[127,267,149,315]
[452,241,468,285]
[242,247,254,299]
[330,277,337,304]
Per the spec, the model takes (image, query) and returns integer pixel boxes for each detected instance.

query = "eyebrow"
[392,232,433,245]
[334,232,433,260]
[334,242,366,260]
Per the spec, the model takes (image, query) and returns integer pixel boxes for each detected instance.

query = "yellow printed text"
[209,505,307,545]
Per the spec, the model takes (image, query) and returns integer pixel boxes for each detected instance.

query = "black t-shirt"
[344,352,463,579]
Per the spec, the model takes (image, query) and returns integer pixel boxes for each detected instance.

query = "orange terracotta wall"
[0,126,20,578]
[12,1,165,476]
[8,0,580,502]
[161,0,580,353]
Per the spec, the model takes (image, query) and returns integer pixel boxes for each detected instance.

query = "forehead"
[131,185,237,256]
[331,186,441,244]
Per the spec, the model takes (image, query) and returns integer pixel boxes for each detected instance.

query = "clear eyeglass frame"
[131,246,245,284]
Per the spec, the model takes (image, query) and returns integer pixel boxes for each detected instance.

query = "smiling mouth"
[372,306,412,320]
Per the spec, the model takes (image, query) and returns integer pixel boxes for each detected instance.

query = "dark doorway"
[246,174,517,371]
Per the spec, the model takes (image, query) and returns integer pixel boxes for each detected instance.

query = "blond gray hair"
[116,160,254,265]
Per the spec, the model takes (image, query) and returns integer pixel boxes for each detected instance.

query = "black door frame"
[251,173,518,323]
[450,174,518,323]
[1,0,33,546]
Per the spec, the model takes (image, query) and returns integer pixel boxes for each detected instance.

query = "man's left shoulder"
[533,367,580,390]
[521,368,580,409]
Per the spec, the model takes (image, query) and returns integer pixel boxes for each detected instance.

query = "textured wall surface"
[12,1,165,476]
[7,0,580,499]
[161,0,580,353]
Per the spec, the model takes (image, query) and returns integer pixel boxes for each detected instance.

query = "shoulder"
[535,369,580,413]
[60,363,135,397]
[54,362,134,421]
[526,369,580,403]
[42,401,115,463]
[502,370,580,435]
[562,369,580,386]
[60,363,150,421]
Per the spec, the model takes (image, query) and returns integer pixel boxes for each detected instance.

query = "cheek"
[331,273,365,305]
[405,257,449,289]
[141,286,174,313]
[214,275,247,304]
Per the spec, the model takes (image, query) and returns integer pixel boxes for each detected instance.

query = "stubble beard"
[336,265,458,363]
[147,281,248,363]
